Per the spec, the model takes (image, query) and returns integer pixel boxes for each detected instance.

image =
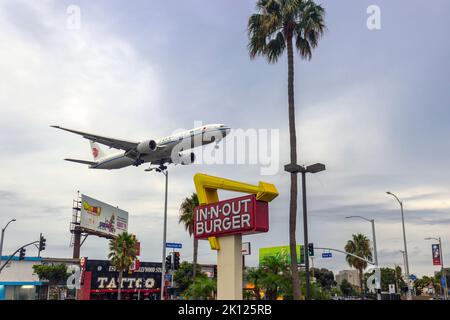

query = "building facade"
[0,256,45,300]
[335,269,360,288]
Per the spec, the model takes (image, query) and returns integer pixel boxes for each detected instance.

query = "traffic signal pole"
[0,240,40,273]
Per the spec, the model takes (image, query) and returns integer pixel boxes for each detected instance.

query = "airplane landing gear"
[134,157,145,167]
[156,164,167,172]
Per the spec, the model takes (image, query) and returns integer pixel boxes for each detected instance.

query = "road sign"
[322,252,332,258]
[389,284,396,294]
[166,242,182,249]
[242,242,251,255]
[409,274,417,281]
[164,274,172,282]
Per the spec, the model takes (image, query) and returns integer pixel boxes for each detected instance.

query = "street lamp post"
[386,192,412,300]
[285,162,326,300]
[345,215,380,300]
[147,166,169,300]
[0,219,16,271]
[160,169,169,300]
[425,237,448,300]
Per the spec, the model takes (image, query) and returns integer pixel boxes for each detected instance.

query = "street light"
[284,162,326,300]
[146,166,169,300]
[386,191,412,300]
[425,237,448,300]
[0,218,16,271]
[345,215,380,300]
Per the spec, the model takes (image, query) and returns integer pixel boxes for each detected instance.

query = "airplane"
[51,124,231,171]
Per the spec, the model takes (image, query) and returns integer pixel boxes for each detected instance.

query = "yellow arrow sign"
[194,173,279,205]
[193,173,279,250]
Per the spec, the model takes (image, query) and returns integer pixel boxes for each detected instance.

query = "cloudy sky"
[1,0,449,278]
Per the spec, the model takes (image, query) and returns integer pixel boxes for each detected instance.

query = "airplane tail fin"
[89,141,107,160]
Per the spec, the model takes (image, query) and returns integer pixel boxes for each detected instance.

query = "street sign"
[409,274,417,281]
[164,274,172,282]
[322,252,332,258]
[441,275,447,287]
[166,242,182,249]
[389,284,396,294]
[242,242,251,255]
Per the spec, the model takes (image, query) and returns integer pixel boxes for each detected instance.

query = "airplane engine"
[177,152,195,165]
[137,139,157,154]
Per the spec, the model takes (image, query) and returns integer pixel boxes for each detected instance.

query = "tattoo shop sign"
[194,194,269,239]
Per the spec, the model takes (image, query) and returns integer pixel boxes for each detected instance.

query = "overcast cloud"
[1,0,450,277]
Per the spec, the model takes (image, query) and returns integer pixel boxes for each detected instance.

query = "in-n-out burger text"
[194,195,269,239]
[196,198,252,235]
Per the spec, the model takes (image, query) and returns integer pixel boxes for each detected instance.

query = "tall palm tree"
[179,193,199,281]
[247,0,326,300]
[108,232,137,300]
[345,233,373,296]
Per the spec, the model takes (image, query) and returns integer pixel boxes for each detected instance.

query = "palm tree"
[245,267,264,300]
[108,232,137,300]
[247,0,326,300]
[345,233,373,296]
[179,193,199,281]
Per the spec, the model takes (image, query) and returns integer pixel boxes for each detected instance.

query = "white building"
[0,256,44,300]
[335,270,360,288]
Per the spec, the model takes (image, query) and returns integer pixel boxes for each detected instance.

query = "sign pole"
[217,234,243,300]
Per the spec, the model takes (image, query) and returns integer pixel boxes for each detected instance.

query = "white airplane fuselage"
[90,124,230,169]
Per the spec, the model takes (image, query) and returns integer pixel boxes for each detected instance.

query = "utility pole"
[387,192,412,300]
[285,163,325,300]
[160,169,168,300]
[425,237,448,300]
[0,219,16,273]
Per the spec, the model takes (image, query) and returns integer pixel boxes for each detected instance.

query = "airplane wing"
[65,158,97,165]
[51,125,139,152]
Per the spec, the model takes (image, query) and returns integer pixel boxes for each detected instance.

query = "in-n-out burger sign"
[194,194,268,239]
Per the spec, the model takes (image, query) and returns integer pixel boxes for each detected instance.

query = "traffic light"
[173,252,180,270]
[19,247,26,260]
[308,243,314,257]
[165,254,172,271]
[39,234,46,252]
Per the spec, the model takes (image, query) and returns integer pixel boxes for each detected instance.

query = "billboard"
[194,194,269,239]
[432,243,441,266]
[259,245,304,265]
[80,194,128,237]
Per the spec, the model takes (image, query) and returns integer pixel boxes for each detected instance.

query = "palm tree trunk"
[118,270,123,300]
[358,268,364,299]
[286,34,301,300]
[193,237,198,281]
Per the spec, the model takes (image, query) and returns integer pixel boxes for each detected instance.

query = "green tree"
[311,268,336,291]
[245,267,265,300]
[173,261,205,294]
[108,232,137,300]
[33,264,70,300]
[184,277,217,300]
[247,0,326,300]
[339,279,355,297]
[344,233,373,296]
[259,253,292,300]
[245,253,292,300]
[179,193,199,281]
